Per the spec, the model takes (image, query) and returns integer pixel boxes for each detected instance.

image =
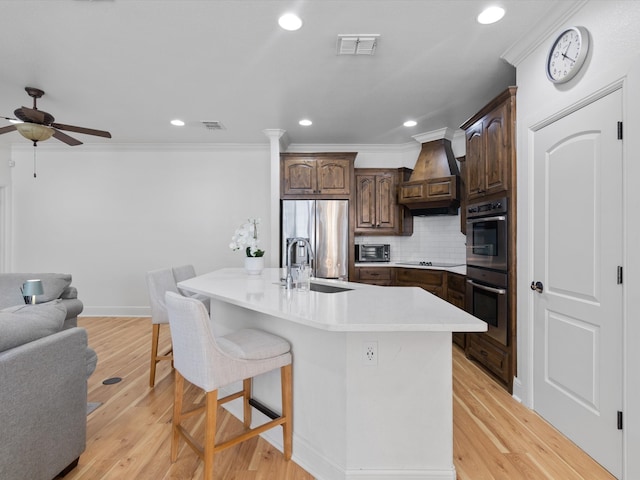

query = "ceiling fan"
[0,87,112,146]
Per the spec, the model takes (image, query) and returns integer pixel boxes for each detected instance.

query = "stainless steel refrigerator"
[281,200,349,280]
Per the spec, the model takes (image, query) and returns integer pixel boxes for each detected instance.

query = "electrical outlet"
[362,341,378,366]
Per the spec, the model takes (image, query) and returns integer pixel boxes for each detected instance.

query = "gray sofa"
[0,274,96,480]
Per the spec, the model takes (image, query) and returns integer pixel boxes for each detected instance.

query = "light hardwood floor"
[68,317,616,480]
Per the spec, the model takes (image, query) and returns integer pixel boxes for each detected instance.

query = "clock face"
[546,26,590,84]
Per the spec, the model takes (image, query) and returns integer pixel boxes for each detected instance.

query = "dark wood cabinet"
[354,168,413,236]
[447,272,466,349]
[354,266,393,286]
[460,87,516,202]
[281,152,356,198]
[395,268,444,298]
[461,87,517,393]
[466,333,510,385]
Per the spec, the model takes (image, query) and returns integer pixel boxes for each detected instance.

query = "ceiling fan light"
[15,123,54,142]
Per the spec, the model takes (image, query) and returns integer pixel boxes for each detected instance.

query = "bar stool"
[145,268,179,387]
[164,291,293,480]
[172,264,211,311]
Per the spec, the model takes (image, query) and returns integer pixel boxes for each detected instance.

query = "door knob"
[530,281,544,293]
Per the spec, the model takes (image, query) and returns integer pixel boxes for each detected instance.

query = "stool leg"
[204,390,218,480]
[171,370,185,462]
[149,324,161,387]
[243,378,252,428]
[281,364,293,460]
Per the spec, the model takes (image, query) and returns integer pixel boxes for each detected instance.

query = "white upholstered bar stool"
[145,268,179,387]
[164,291,293,480]
[172,264,211,311]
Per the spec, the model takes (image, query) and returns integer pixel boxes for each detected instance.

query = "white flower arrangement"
[229,218,265,257]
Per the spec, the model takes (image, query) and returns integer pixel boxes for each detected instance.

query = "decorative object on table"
[230,218,265,275]
[21,279,43,304]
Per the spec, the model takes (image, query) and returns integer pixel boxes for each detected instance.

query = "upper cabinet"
[460,87,516,202]
[355,168,413,236]
[281,152,356,198]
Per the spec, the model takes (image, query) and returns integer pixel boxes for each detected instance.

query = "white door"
[532,89,623,478]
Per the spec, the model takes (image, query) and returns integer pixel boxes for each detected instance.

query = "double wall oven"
[465,197,509,345]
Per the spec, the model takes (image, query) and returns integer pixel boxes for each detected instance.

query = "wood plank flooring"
[69,317,616,480]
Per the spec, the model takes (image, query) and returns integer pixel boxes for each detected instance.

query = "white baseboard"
[80,306,150,317]
[344,469,456,480]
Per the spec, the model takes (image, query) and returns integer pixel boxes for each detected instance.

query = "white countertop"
[178,267,485,333]
[355,262,467,275]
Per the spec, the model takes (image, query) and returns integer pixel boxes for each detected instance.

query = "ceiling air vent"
[337,34,380,55]
[201,121,225,130]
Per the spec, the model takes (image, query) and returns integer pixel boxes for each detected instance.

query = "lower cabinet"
[465,333,510,385]
[446,272,466,349]
[395,268,444,297]
[354,267,393,286]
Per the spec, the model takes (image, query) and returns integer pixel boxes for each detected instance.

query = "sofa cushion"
[0,273,72,309]
[0,301,66,353]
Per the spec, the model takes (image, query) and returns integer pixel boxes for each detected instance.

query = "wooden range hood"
[398,137,460,215]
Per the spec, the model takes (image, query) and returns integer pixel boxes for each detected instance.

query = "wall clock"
[546,26,590,84]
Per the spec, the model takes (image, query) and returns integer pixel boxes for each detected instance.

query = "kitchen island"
[178,267,486,480]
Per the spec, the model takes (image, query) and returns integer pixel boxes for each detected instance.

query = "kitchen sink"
[274,282,353,293]
[309,283,353,293]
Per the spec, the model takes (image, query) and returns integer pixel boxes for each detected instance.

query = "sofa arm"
[60,286,78,299]
[0,328,88,480]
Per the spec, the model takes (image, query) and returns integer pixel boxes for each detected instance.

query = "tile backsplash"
[356,215,466,264]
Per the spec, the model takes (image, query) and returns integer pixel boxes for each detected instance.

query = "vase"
[244,256,264,275]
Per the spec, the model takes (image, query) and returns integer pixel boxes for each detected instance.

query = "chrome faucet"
[285,237,314,290]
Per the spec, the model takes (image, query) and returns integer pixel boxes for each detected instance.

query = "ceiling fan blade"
[52,129,82,146]
[16,106,46,124]
[0,125,17,135]
[51,122,111,138]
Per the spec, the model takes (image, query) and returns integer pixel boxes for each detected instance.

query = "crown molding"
[285,141,418,154]
[501,0,588,67]
[10,142,271,153]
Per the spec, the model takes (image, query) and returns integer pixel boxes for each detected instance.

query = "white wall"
[514,1,640,477]
[0,146,12,272]
[10,144,271,315]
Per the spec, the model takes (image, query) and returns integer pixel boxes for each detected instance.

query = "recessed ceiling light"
[278,13,302,31]
[299,119,312,126]
[170,119,185,126]
[403,120,417,127]
[477,6,505,25]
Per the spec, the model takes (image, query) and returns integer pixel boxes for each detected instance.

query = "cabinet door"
[317,158,351,195]
[395,268,444,298]
[375,173,397,230]
[355,174,376,229]
[282,158,317,195]
[484,101,509,196]
[465,122,485,201]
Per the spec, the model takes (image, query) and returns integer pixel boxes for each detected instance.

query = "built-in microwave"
[355,244,390,263]
[466,198,508,272]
